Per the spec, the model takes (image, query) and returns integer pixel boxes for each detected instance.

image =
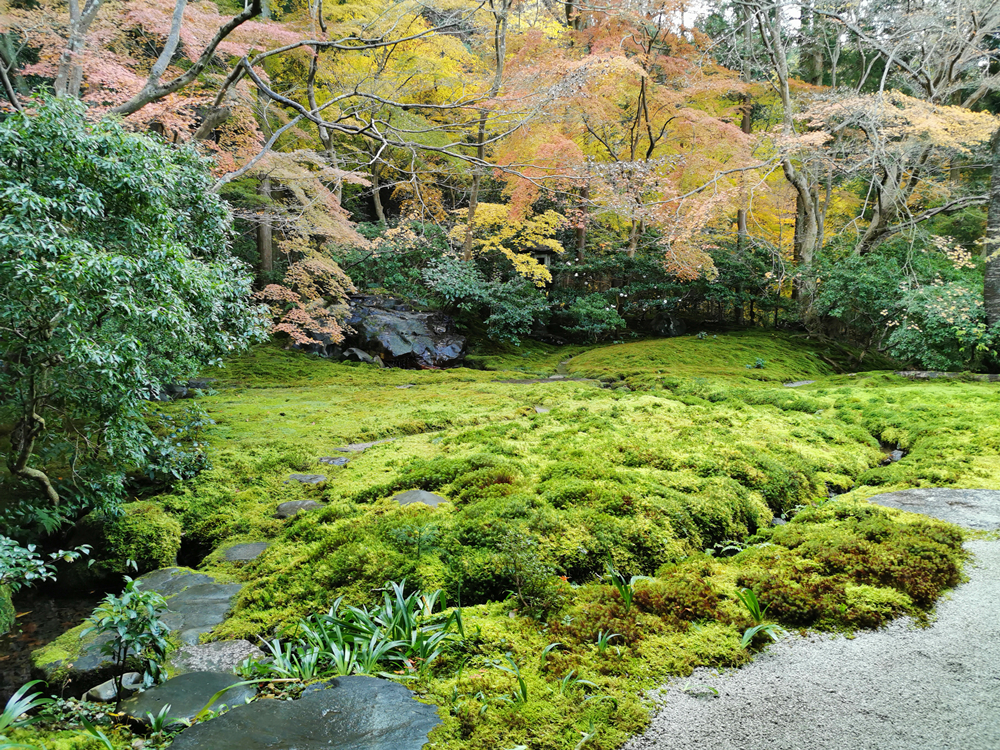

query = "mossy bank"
[30,332,997,749]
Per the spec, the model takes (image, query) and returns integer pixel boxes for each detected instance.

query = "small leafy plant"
[734,587,786,648]
[492,653,529,705]
[240,581,463,681]
[0,536,90,594]
[601,563,651,614]
[745,358,766,369]
[0,681,51,737]
[82,577,170,709]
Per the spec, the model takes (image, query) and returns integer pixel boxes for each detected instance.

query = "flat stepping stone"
[224,543,269,563]
[285,473,326,484]
[868,488,1000,530]
[275,500,324,519]
[319,456,349,466]
[534,405,550,414]
[395,384,415,389]
[784,380,816,387]
[170,641,263,675]
[168,676,440,750]
[548,374,566,380]
[392,490,448,508]
[123,672,256,726]
[160,583,244,645]
[332,439,396,453]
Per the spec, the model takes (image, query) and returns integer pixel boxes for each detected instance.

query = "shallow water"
[0,588,104,703]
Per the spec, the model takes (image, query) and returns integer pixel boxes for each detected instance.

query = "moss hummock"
[106,333,992,749]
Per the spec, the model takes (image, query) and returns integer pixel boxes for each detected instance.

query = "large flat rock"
[868,488,1000,530]
[168,676,441,750]
[122,672,256,725]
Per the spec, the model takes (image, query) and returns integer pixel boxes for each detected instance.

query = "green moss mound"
[91,333,993,750]
[73,501,182,583]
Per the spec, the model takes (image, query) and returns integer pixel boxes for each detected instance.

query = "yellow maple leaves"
[448,203,566,284]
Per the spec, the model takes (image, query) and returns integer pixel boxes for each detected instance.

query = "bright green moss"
[0,584,13,636]
[103,333,992,749]
[31,622,91,683]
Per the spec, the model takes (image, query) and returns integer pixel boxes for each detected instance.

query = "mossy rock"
[63,501,182,587]
[0,584,14,636]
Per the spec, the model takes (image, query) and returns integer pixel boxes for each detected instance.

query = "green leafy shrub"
[82,578,170,708]
[565,294,626,343]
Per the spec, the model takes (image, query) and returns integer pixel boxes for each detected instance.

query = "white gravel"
[624,540,1000,750]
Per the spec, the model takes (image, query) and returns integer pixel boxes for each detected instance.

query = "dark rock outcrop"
[341,294,466,368]
[168,676,440,750]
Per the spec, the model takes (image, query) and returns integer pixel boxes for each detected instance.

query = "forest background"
[2,0,1000,368]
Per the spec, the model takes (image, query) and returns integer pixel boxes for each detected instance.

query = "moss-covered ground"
[17,331,999,749]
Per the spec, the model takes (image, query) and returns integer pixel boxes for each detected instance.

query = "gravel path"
[625,536,1000,750]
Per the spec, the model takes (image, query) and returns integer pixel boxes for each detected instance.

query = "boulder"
[122,672,256,726]
[341,294,466,368]
[392,490,448,508]
[168,676,440,750]
[82,672,143,703]
[342,347,381,366]
[275,500,324,519]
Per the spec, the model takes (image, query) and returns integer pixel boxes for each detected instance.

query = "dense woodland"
[3,0,999,360]
[1,1,999,749]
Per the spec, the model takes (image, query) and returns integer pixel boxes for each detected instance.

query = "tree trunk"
[258,176,273,275]
[985,129,1000,328]
[371,163,386,223]
[54,0,105,98]
[462,113,487,260]
[736,98,752,252]
[576,185,588,262]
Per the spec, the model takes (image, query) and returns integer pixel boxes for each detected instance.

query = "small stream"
[0,587,104,704]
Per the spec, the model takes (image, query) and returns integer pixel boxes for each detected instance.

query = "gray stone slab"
[123,672,256,725]
[868,488,1000,530]
[319,456,349,466]
[170,641,263,676]
[285,474,327,485]
[167,676,440,750]
[275,500,324,518]
[392,490,448,508]
[783,380,816,387]
[224,543,269,563]
[534,405,550,413]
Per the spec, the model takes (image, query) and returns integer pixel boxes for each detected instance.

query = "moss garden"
[11,330,999,750]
